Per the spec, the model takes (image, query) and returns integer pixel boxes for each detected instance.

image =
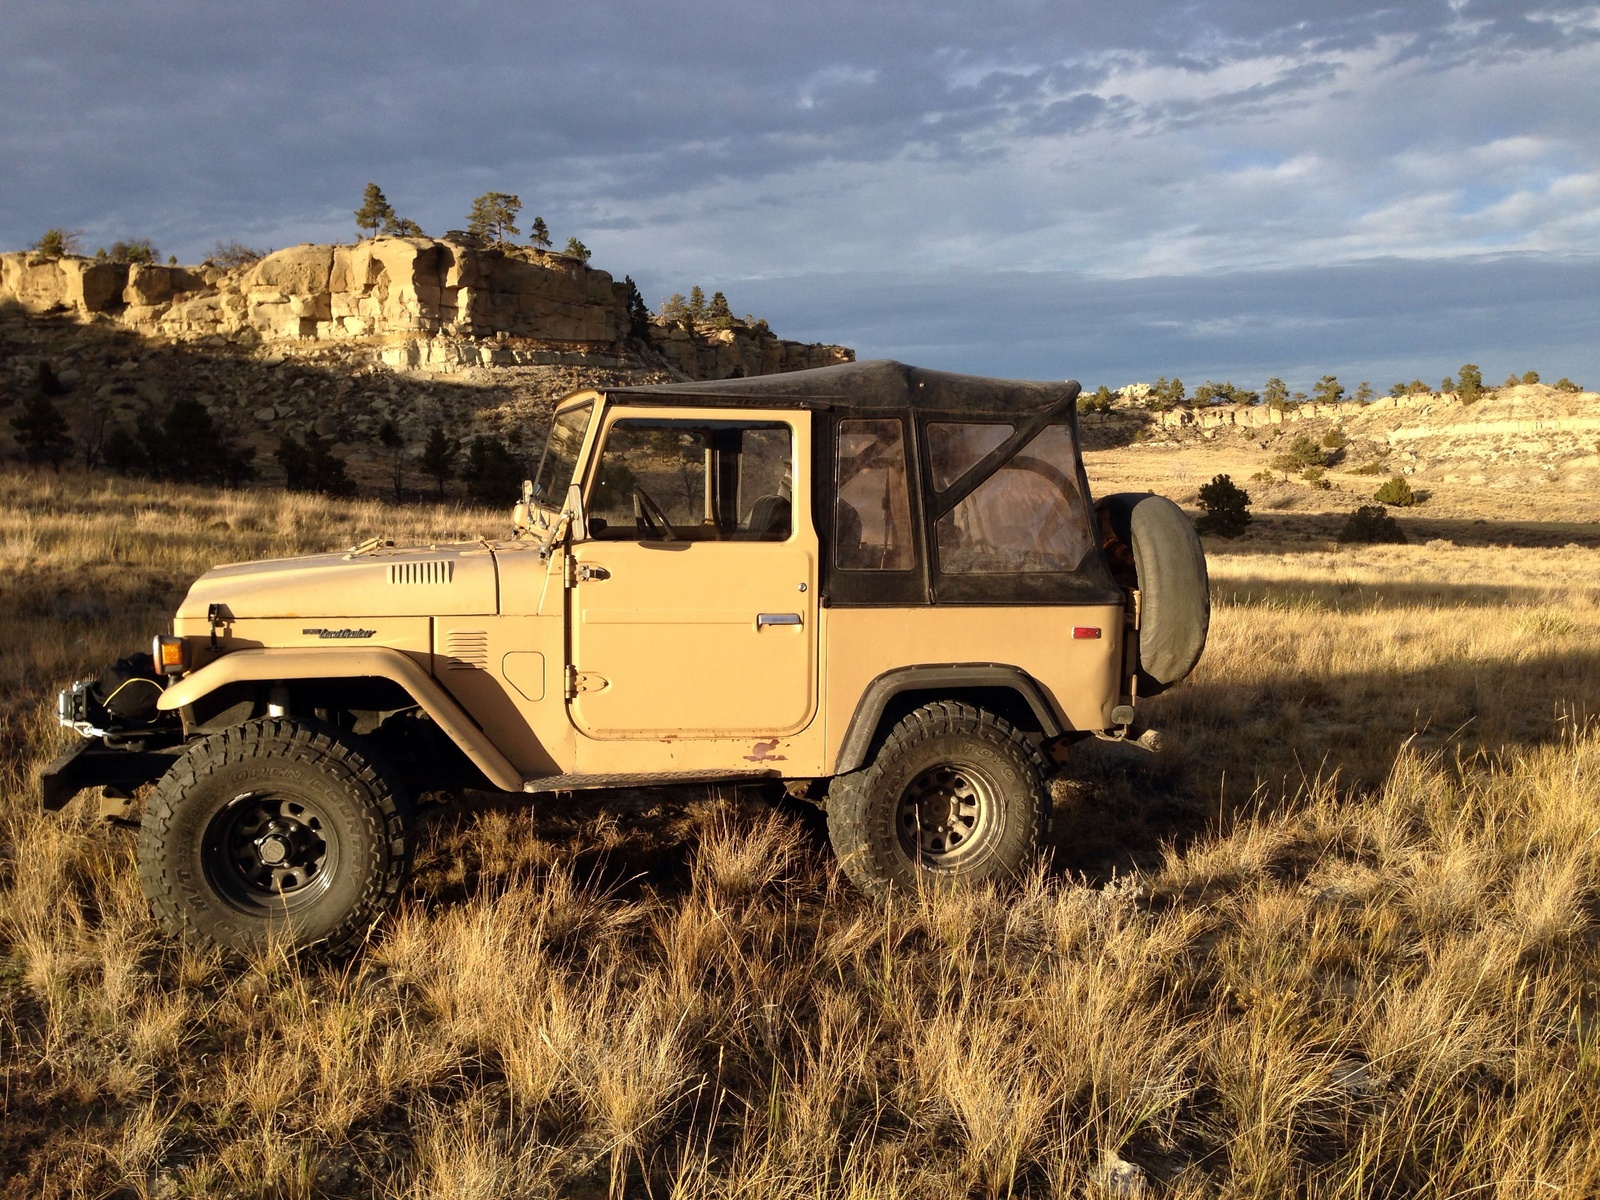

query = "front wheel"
[137,718,411,955]
[826,701,1051,899]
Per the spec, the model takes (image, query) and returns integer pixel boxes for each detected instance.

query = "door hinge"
[564,664,607,698]
[563,554,576,588]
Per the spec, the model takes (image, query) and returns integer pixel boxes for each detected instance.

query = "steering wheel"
[631,486,679,540]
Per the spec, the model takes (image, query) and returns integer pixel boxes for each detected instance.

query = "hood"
[176,543,500,620]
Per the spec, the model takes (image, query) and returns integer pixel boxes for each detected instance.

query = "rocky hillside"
[0,237,853,495]
[1085,382,1600,493]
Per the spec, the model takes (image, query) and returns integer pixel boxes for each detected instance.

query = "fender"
[157,647,523,792]
[833,662,1065,775]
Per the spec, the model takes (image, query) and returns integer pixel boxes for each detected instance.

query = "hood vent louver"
[388,560,454,586]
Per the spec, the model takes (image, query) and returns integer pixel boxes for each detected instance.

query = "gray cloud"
[1,1,1596,381]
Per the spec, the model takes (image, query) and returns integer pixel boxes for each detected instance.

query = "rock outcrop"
[0,238,852,383]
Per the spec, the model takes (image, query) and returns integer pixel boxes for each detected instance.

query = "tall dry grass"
[1,468,1598,1197]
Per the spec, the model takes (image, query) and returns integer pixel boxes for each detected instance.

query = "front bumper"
[40,738,182,811]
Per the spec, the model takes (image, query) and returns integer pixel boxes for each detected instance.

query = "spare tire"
[1096,493,1209,695]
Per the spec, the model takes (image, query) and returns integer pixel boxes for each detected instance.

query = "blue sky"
[2,1,1597,390]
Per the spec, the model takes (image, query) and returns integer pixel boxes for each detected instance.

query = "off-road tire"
[826,701,1051,900]
[137,718,411,956]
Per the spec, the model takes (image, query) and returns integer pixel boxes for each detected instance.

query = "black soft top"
[602,359,1082,417]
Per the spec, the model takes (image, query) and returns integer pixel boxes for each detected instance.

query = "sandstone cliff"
[0,237,852,383]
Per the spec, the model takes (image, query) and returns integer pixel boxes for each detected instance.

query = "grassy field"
[2,464,1598,1198]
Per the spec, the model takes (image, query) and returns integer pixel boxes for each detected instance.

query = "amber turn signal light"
[152,634,186,676]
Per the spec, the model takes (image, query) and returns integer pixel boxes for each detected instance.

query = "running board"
[521,768,778,794]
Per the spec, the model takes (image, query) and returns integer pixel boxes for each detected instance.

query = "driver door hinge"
[563,555,576,588]
[564,665,606,699]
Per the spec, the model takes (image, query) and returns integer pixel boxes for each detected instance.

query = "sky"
[2,1,1597,391]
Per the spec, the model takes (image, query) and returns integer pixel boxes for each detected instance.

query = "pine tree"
[378,418,405,501]
[688,286,706,319]
[10,392,75,470]
[623,277,652,341]
[708,290,733,328]
[109,239,158,264]
[31,229,82,258]
[1262,377,1288,408]
[563,236,591,263]
[463,436,525,503]
[1311,375,1344,404]
[466,193,521,244]
[383,215,426,238]
[1456,363,1484,405]
[355,183,396,240]
[421,425,458,497]
[530,217,551,248]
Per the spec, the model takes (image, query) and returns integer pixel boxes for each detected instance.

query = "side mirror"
[563,482,587,542]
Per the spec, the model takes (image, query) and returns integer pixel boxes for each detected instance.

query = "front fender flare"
[157,648,523,792]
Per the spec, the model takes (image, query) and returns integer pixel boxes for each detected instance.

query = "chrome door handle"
[756,613,802,627]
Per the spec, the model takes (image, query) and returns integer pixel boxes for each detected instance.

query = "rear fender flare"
[157,648,523,792]
[833,663,1063,776]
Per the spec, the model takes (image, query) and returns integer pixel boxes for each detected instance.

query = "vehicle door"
[566,407,818,739]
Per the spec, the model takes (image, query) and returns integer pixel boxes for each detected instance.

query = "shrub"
[1374,475,1417,507]
[1322,426,1348,451]
[108,239,158,265]
[209,240,265,269]
[1553,377,1583,393]
[1301,466,1331,489]
[1456,364,1483,404]
[1338,505,1408,544]
[1351,460,1385,476]
[1521,370,1540,385]
[276,428,353,496]
[1079,386,1115,414]
[1195,474,1251,538]
[1270,433,1325,476]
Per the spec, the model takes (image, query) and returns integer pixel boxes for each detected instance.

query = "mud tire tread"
[826,700,1051,900]
[137,717,410,956]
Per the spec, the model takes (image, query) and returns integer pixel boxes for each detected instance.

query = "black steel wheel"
[138,718,411,955]
[827,700,1050,899]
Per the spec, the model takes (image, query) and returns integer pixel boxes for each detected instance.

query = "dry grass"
[2,465,1599,1197]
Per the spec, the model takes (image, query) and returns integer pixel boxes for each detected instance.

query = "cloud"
[0,1,1596,381]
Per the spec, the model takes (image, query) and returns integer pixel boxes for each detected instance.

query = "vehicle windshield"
[531,403,593,512]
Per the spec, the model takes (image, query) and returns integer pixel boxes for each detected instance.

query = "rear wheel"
[137,718,411,955]
[826,701,1051,899]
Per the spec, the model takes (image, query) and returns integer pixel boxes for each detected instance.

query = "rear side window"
[928,423,1093,574]
[835,419,914,570]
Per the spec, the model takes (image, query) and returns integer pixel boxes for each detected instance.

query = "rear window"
[928,423,1093,574]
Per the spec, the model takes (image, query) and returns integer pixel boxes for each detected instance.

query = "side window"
[835,419,913,570]
[586,419,793,542]
[928,422,1093,574]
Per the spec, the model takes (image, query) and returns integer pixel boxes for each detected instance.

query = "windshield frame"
[531,401,595,518]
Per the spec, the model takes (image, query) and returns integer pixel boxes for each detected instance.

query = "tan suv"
[45,360,1209,952]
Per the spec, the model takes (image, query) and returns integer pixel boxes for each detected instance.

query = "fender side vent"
[443,630,489,670]
[388,560,454,586]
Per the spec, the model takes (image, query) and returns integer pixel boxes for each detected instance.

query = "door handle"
[756,613,802,627]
